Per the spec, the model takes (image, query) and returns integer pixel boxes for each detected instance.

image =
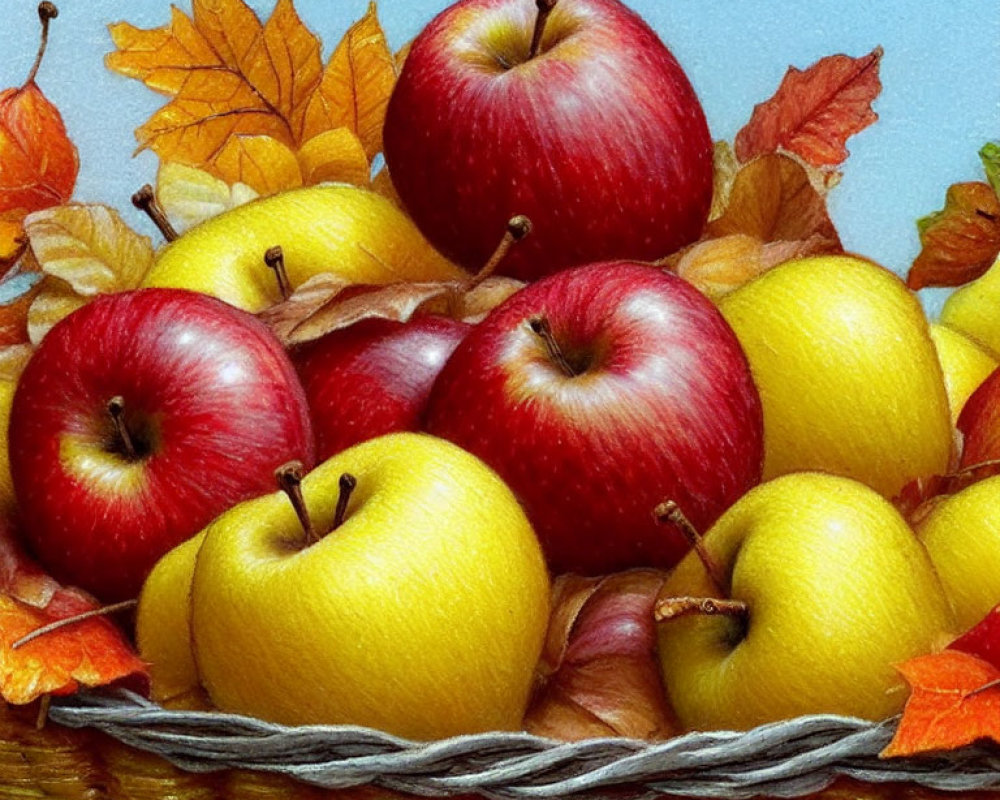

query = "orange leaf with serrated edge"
[0,519,147,705]
[736,47,882,168]
[883,650,1000,757]
[906,182,1000,290]
[301,2,396,159]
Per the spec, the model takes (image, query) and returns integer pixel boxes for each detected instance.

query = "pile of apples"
[7,0,1000,749]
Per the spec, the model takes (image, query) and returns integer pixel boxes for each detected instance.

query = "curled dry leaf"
[0,519,147,705]
[906,182,1000,290]
[894,460,1000,528]
[0,264,44,347]
[735,47,882,169]
[23,204,154,344]
[523,570,678,742]
[709,141,740,223]
[156,162,259,236]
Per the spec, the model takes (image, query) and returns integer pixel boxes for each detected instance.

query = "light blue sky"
[1,1,997,315]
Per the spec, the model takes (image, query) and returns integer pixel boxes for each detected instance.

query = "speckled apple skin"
[384,0,713,282]
[425,261,764,574]
[9,289,315,601]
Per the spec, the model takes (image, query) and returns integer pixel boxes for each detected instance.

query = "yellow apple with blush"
[718,254,952,498]
[940,252,1000,354]
[929,322,999,425]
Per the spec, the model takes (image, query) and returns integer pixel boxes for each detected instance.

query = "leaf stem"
[12,599,138,650]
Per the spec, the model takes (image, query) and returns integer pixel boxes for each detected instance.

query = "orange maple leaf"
[735,47,882,169]
[882,650,1000,758]
[0,519,147,705]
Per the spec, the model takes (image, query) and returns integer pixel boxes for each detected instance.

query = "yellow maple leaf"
[211,134,303,196]
[297,128,370,187]
[23,204,155,343]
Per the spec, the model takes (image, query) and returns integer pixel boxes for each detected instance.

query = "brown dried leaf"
[709,141,740,222]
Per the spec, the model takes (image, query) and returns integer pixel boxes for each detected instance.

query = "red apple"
[959,365,1000,467]
[292,315,471,460]
[383,0,713,282]
[9,289,314,602]
[424,261,764,575]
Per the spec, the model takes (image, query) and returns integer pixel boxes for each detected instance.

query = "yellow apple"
[916,474,1000,632]
[135,532,211,710]
[940,253,1000,354]
[141,184,468,312]
[0,378,15,515]
[189,432,550,739]
[929,322,999,425]
[657,472,955,731]
[718,254,952,498]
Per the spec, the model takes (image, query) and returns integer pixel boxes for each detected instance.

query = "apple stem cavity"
[654,595,749,624]
[107,395,139,460]
[265,245,292,301]
[24,2,58,86]
[131,185,179,243]
[528,315,578,377]
[654,500,729,594]
[11,599,138,650]
[528,0,558,60]
[333,472,357,531]
[275,461,318,546]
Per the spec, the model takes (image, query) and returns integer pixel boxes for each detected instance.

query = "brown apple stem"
[469,215,532,289]
[275,461,318,546]
[654,500,729,595]
[107,396,138,460]
[528,315,577,377]
[24,2,58,86]
[332,473,357,531]
[11,599,138,650]
[131,185,179,243]
[265,246,292,301]
[36,694,51,730]
[528,0,558,60]
[654,595,749,624]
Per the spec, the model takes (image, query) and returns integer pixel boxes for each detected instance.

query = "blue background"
[1,0,997,314]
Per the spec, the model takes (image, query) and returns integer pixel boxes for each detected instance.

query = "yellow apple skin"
[142,184,468,312]
[718,255,952,498]
[0,379,15,515]
[929,323,999,425]
[135,532,211,711]
[916,475,1000,632]
[190,432,550,739]
[657,472,955,732]
[940,254,1000,354]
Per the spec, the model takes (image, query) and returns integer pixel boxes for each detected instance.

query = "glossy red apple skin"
[292,315,471,460]
[425,261,764,575]
[958,366,1000,467]
[383,0,713,282]
[9,289,315,602]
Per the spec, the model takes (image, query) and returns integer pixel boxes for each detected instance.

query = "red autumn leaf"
[950,605,1000,671]
[523,570,678,741]
[0,518,147,705]
[735,47,882,169]
[906,182,1000,290]
[883,650,1000,757]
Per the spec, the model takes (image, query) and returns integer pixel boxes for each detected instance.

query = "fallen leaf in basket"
[660,233,839,300]
[950,605,1000,671]
[706,152,843,249]
[23,204,154,344]
[523,570,678,741]
[905,182,1000,291]
[893,460,1000,528]
[735,47,882,169]
[883,650,1000,757]
[0,518,147,705]
[709,141,741,223]
[155,162,259,236]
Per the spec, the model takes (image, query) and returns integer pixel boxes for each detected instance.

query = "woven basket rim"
[45,688,1000,799]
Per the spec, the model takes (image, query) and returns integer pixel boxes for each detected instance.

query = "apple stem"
[654,500,729,595]
[332,472,357,531]
[528,315,577,377]
[528,0,558,60]
[131,185,179,243]
[24,2,58,87]
[35,693,51,730]
[11,599,138,650]
[471,215,532,288]
[275,461,318,546]
[265,246,292,301]
[107,396,138,460]
[654,596,749,624]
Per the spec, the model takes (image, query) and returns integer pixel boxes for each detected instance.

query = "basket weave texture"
[26,689,1000,800]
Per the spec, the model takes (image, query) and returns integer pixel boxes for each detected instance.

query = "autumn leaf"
[523,570,678,741]
[155,161,258,236]
[23,204,154,343]
[210,134,303,196]
[0,266,43,347]
[706,153,842,248]
[883,650,1000,757]
[0,518,147,705]
[297,128,370,188]
[906,182,1000,290]
[894,461,1000,527]
[709,141,741,222]
[735,47,882,169]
